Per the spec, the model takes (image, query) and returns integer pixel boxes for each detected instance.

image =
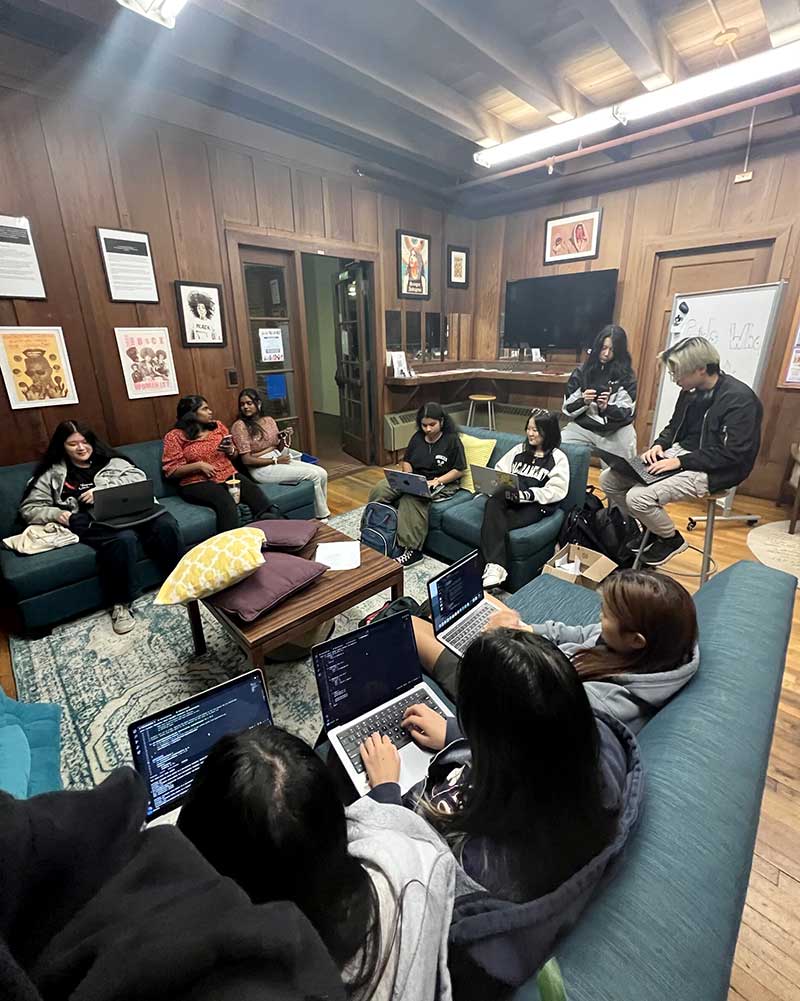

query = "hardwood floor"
[2,465,798,1000]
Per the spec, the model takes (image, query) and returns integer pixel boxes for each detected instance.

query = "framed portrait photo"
[115,327,179,400]
[447,245,470,289]
[397,229,431,300]
[0,326,78,409]
[175,281,227,347]
[544,208,602,265]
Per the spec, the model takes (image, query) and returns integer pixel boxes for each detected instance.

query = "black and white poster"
[0,215,46,300]
[175,281,227,347]
[97,227,159,303]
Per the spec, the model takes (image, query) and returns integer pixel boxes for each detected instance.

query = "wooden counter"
[385,367,569,387]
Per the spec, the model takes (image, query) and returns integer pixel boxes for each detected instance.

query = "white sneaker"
[482,563,508,588]
[111,603,135,634]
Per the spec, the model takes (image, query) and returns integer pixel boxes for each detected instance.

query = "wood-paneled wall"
[471,148,800,499]
[0,84,474,465]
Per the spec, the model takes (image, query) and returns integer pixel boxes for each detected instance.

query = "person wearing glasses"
[600,336,763,567]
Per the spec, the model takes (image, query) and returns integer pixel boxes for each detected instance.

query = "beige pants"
[250,460,329,518]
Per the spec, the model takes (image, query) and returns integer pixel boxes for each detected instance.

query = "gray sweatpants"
[599,447,709,538]
[561,421,638,460]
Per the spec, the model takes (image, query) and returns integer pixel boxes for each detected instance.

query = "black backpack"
[558,487,637,568]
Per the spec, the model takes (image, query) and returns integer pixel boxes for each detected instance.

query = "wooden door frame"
[225,227,384,461]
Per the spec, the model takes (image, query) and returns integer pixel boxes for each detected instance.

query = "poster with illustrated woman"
[175,281,227,347]
[397,229,431,300]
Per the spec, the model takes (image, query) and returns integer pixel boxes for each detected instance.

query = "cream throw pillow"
[155,526,265,605]
[459,433,497,493]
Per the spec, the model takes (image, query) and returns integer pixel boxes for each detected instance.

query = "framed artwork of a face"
[175,281,227,347]
[397,230,431,300]
[447,245,470,289]
[0,326,78,409]
[544,209,602,265]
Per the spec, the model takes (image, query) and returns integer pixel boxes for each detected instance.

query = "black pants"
[179,477,272,533]
[71,512,185,606]
[479,492,551,569]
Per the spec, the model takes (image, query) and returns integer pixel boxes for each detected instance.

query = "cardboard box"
[542,543,617,591]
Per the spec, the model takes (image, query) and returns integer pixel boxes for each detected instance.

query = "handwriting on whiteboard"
[679,317,761,352]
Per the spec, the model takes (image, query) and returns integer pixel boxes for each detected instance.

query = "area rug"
[10,508,445,789]
[747,520,800,587]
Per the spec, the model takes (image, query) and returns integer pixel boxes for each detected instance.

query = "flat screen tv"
[502,268,619,352]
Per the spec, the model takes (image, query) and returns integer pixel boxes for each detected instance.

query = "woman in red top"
[162,396,274,533]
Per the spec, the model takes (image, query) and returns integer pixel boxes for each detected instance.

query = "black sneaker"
[641,531,688,567]
[395,548,423,567]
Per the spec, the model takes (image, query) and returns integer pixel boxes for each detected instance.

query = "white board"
[651,281,785,444]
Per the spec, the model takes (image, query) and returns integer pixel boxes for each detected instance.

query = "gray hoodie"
[532,620,700,734]
[19,458,147,526]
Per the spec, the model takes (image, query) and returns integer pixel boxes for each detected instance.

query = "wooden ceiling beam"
[194,0,516,147]
[759,0,800,46]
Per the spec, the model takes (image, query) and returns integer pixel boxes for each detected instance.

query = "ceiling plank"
[412,0,571,119]
[195,0,516,146]
[759,0,800,46]
[569,0,672,89]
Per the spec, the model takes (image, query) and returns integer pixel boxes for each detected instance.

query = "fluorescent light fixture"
[115,0,188,29]
[473,108,618,167]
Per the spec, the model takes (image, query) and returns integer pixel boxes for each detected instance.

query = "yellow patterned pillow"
[459,433,496,492]
[155,527,265,605]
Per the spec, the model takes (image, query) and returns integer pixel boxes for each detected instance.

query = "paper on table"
[314,540,361,570]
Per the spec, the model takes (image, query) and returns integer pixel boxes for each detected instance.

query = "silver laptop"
[383,468,445,498]
[128,670,273,826]
[470,464,519,497]
[312,612,453,797]
[93,478,163,528]
[427,550,496,657]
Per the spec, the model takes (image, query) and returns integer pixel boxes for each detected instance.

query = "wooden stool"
[466,394,496,430]
[776,443,800,535]
[632,493,725,585]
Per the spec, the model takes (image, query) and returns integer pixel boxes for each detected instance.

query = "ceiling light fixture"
[115,0,189,29]
[474,37,800,169]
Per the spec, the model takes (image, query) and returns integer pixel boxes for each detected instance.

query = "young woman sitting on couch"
[18,421,184,634]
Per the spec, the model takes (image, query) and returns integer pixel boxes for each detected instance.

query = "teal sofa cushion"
[0,723,31,798]
[1,544,100,601]
[0,690,62,796]
[121,440,178,497]
[0,459,34,539]
[441,494,566,559]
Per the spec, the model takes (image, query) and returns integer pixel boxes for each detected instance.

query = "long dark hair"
[177,726,383,996]
[236,388,266,441]
[521,409,561,455]
[20,421,130,502]
[174,395,216,441]
[415,401,456,435]
[573,569,697,680]
[441,629,617,901]
[583,324,632,385]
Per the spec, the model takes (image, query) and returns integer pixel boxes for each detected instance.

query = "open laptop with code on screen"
[427,550,496,657]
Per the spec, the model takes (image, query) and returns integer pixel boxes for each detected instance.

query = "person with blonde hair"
[600,336,763,566]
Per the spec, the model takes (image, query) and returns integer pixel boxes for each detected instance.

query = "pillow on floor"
[0,724,31,799]
[251,519,318,552]
[155,526,265,605]
[207,551,327,621]
[459,433,496,493]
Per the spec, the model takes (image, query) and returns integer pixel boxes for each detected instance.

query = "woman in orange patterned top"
[162,395,274,533]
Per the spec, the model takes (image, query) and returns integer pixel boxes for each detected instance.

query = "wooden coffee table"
[187,524,404,670]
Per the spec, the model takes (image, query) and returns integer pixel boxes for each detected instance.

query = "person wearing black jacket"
[561,325,638,459]
[600,336,763,567]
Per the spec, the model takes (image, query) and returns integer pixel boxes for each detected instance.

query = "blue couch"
[504,560,794,1000]
[423,427,590,591]
[0,439,316,632]
[0,689,62,798]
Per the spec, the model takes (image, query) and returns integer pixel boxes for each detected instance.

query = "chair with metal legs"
[466,393,497,430]
[632,493,725,585]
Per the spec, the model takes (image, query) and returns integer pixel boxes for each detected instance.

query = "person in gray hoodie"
[414,568,699,735]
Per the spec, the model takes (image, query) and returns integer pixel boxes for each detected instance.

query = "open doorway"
[301,255,375,478]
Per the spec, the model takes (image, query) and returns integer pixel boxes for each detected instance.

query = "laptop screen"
[313,613,421,731]
[128,670,272,821]
[428,550,483,634]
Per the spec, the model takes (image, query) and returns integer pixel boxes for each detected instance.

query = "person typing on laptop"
[18,421,184,634]
[599,337,763,567]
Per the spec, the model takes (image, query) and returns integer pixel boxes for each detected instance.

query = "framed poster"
[544,208,602,265]
[0,215,46,299]
[778,311,800,389]
[447,244,470,289]
[97,227,159,302]
[114,327,179,399]
[0,326,78,408]
[175,281,227,347]
[396,229,431,300]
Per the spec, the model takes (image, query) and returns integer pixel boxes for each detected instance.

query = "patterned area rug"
[747,519,800,588]
[10,508,445,789]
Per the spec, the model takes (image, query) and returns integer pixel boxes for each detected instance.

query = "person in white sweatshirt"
[479,410,570,588]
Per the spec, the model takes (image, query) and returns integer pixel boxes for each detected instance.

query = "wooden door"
[636,241,773,446]
[333,267,371,464]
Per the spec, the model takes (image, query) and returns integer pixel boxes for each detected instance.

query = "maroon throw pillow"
[251,519,319,552]
[208,552,327,621]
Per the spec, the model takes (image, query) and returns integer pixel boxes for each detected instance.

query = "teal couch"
[423,427,590,591]
[0,689,62,798]
[504,560,794,1000]
[0,439,316,632]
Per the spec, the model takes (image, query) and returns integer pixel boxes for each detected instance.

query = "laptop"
[384,468,445,498]
[427,550,497,657]
[470,464,518,497]
[594,448,681,486]
[312,612,453,797]
[93,478,165,528]
[128,669,273,826]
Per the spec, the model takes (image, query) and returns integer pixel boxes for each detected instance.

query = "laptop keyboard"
[441,602,495,654]
[629,455,669,483]
[337,690,446,775]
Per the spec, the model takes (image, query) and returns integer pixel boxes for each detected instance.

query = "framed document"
[97,227,159,303]
[0,326,78,408]
[0,215,46,299]
[175,281,227,347]
[115,327,179,399]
